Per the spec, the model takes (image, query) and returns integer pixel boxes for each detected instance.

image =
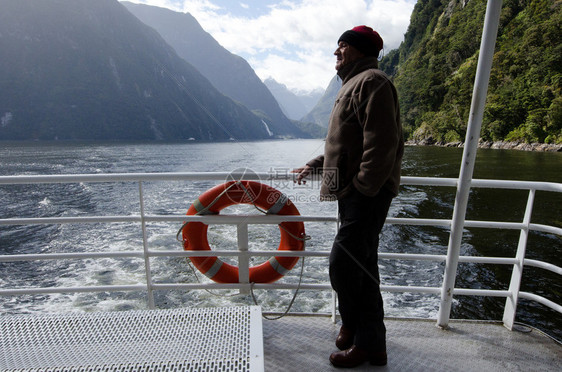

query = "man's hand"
[291,165,312,185]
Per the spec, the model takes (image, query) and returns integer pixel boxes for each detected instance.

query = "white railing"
[0,172,560,330]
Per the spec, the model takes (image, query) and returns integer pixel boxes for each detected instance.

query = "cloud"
[125,0,416,92]
[250,49,332,94]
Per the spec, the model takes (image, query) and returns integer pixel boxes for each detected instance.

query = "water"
[0,140,560,340]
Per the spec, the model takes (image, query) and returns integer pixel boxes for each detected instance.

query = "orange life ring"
[182,181,305,283]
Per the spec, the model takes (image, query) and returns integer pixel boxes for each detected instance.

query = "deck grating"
[0,306,264,372]
[262,315,561,371]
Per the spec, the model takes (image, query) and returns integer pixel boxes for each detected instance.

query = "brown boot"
[329,345,388,368]
[335,325,354,350]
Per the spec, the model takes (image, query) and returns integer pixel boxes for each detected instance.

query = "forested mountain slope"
[380,0,561,145]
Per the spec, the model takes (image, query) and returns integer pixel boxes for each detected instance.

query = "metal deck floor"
[262,316,561,371]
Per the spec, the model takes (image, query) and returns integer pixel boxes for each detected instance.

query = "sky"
[123,0,417,93]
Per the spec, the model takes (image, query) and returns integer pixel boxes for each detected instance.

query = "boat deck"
[0,306,560,371]
[263,315,561,371]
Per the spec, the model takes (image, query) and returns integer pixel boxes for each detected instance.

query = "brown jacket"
[307,57,403,200]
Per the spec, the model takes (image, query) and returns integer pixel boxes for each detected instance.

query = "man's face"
[334,41,365,71]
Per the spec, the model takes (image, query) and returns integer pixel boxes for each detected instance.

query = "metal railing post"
[437,0,503,328]
[139,181,155,308]
[503,189,535,329]
[238,223,250,294]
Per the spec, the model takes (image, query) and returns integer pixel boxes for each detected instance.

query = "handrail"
[2,172,561,191]
[2,215,560,236]
[0,173,560,330]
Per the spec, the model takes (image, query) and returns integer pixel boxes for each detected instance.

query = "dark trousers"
[329,186,393,352]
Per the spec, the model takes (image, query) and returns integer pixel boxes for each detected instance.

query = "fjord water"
[0,140,560,340]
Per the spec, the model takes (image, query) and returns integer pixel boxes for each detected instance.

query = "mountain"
[301,76,341,128]
[380,0,562,144]
[297,89,325,119]
[0,0,275,141]
[121,1,306,138]
[263,78,323,120]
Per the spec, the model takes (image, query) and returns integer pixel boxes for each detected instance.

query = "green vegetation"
[380,0,562,144]
[292,120,327,138]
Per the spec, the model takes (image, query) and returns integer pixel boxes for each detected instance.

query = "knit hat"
[338,25,383,57]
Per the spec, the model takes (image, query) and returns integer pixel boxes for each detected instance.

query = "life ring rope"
[176,181,311,244]
[179,181,310,283]
[250,255,306,321]
[181,245,307,319]
[178,180,310,319]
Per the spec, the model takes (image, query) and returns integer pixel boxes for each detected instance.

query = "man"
[293,25,403,368]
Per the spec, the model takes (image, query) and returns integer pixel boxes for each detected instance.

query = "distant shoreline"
[1,138,561,152]
[406,140,562,152]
